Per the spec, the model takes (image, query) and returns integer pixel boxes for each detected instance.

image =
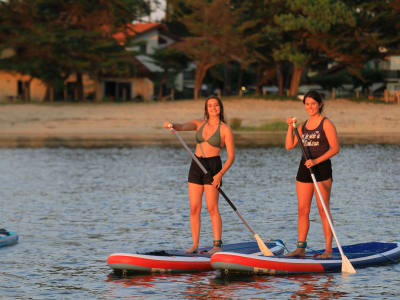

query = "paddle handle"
[292,122,345,258]
[169,127,256,236]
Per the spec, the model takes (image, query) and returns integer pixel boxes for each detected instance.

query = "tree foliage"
[174,0,247,99]
[150,47,189,100]
[1,0,400,101]
[169,0,400,98]
[0,0,150,101]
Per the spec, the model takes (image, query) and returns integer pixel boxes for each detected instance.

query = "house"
[381,55,400,91]
[94,22,190,101]
[116,22,190,96]
[0,22,183,102]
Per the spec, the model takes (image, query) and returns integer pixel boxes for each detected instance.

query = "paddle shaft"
[292,123,347,259]
[170,128,257,236]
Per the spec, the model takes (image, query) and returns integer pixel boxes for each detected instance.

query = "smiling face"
[207,98,221,117]
[304,96,321,117]
[204,97,224,121]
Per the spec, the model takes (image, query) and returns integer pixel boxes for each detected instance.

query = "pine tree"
[175,0,246,99]
[0,0,150,101]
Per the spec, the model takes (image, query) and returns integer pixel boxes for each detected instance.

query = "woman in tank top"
[285,90,340,258]
[163,96,235,254]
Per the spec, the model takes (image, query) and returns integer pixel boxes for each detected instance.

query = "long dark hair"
[303,90,324,113]
[204,96,225,122]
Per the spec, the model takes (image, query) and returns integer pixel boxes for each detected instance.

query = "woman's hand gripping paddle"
[292,119,356,274]
[168,126,274,256]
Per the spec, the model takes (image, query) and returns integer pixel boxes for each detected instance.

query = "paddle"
[168,126,274,256]
[292,120,356,274]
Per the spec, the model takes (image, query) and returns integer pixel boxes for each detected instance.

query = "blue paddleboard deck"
[211,241,400,275]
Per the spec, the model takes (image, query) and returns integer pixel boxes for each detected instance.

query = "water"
[0,145,399,299]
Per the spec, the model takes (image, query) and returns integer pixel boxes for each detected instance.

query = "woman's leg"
[186,182,204,253]
[314,179,333,258]
[286,181,314,256]
[204,184,222,254]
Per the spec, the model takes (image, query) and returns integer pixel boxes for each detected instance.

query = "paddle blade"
[254,234,274,256]
[341,255,356,274]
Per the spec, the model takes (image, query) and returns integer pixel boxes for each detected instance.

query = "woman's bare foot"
[316,251,332,259]
[207,246,221,255]
[285,248,306,257]
[185,245,198,254]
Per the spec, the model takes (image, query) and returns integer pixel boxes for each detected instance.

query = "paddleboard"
[211,241,400,275]
[0,229,19,248]
[107,240,285,274]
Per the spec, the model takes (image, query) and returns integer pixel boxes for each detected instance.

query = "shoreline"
[0,98,399,148]
[0,131,399,148]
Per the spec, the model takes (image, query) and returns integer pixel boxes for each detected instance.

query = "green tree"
[312,0,400,82]
[150,47,189,100]
[272,0,355,96]
[175,0,246,99]
[233,1,287,95]
[0,0,150,101]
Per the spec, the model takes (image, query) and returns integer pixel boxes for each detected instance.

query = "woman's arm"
[285,117,300,150]
[163,120,198,131]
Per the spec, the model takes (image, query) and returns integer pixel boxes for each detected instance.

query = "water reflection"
[107,271,350,299]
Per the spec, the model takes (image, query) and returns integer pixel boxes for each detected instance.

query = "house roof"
[114,22,167,45]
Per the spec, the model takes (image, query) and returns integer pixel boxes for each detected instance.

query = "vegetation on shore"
[230,118,288,132]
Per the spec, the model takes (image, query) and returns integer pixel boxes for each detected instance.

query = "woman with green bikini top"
[163,96,235,254]
[195,121,222,148]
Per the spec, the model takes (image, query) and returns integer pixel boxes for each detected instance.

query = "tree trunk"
[159,76,166,101]
[75,72,84,101]
[43,83,54,102]
[256,67,276,95]
[237,67,243,95]
[223,62,232,96]
[256,68,262,95]
[95,80,102,101]
[288,64,303,96]
[278,62,284,95]
[22,80,32,101]
[194,63,208,100]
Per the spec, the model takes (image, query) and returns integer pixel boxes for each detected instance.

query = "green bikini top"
[195,121,222,148]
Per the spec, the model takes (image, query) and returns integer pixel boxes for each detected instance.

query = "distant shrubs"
[229,118,242,130]
[229,118,288,132]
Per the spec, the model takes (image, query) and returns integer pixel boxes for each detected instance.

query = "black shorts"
[188,156,222,186]
[296,158,332,183]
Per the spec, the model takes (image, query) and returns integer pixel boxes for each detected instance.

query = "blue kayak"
[0,229,19,248]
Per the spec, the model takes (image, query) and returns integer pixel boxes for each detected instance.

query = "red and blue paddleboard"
[107,240,285,274]
[211,241,400,275]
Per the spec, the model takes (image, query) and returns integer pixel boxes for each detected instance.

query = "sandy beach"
[0,98,399,147]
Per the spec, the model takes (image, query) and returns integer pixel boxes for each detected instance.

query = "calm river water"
[0,145,399,299]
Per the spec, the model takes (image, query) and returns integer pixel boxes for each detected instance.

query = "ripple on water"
[0,145,399,299]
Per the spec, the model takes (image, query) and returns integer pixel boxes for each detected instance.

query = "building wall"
[100,77,153,101]
[0,71,47,102]
[0,71,154,102]
[389,56,400,70]
[387,56,400,91]
[132,77,154,100]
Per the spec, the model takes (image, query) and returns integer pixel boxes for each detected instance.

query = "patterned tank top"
[301,117,329,159]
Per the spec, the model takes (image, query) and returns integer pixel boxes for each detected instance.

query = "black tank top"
[301,117,329,159]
